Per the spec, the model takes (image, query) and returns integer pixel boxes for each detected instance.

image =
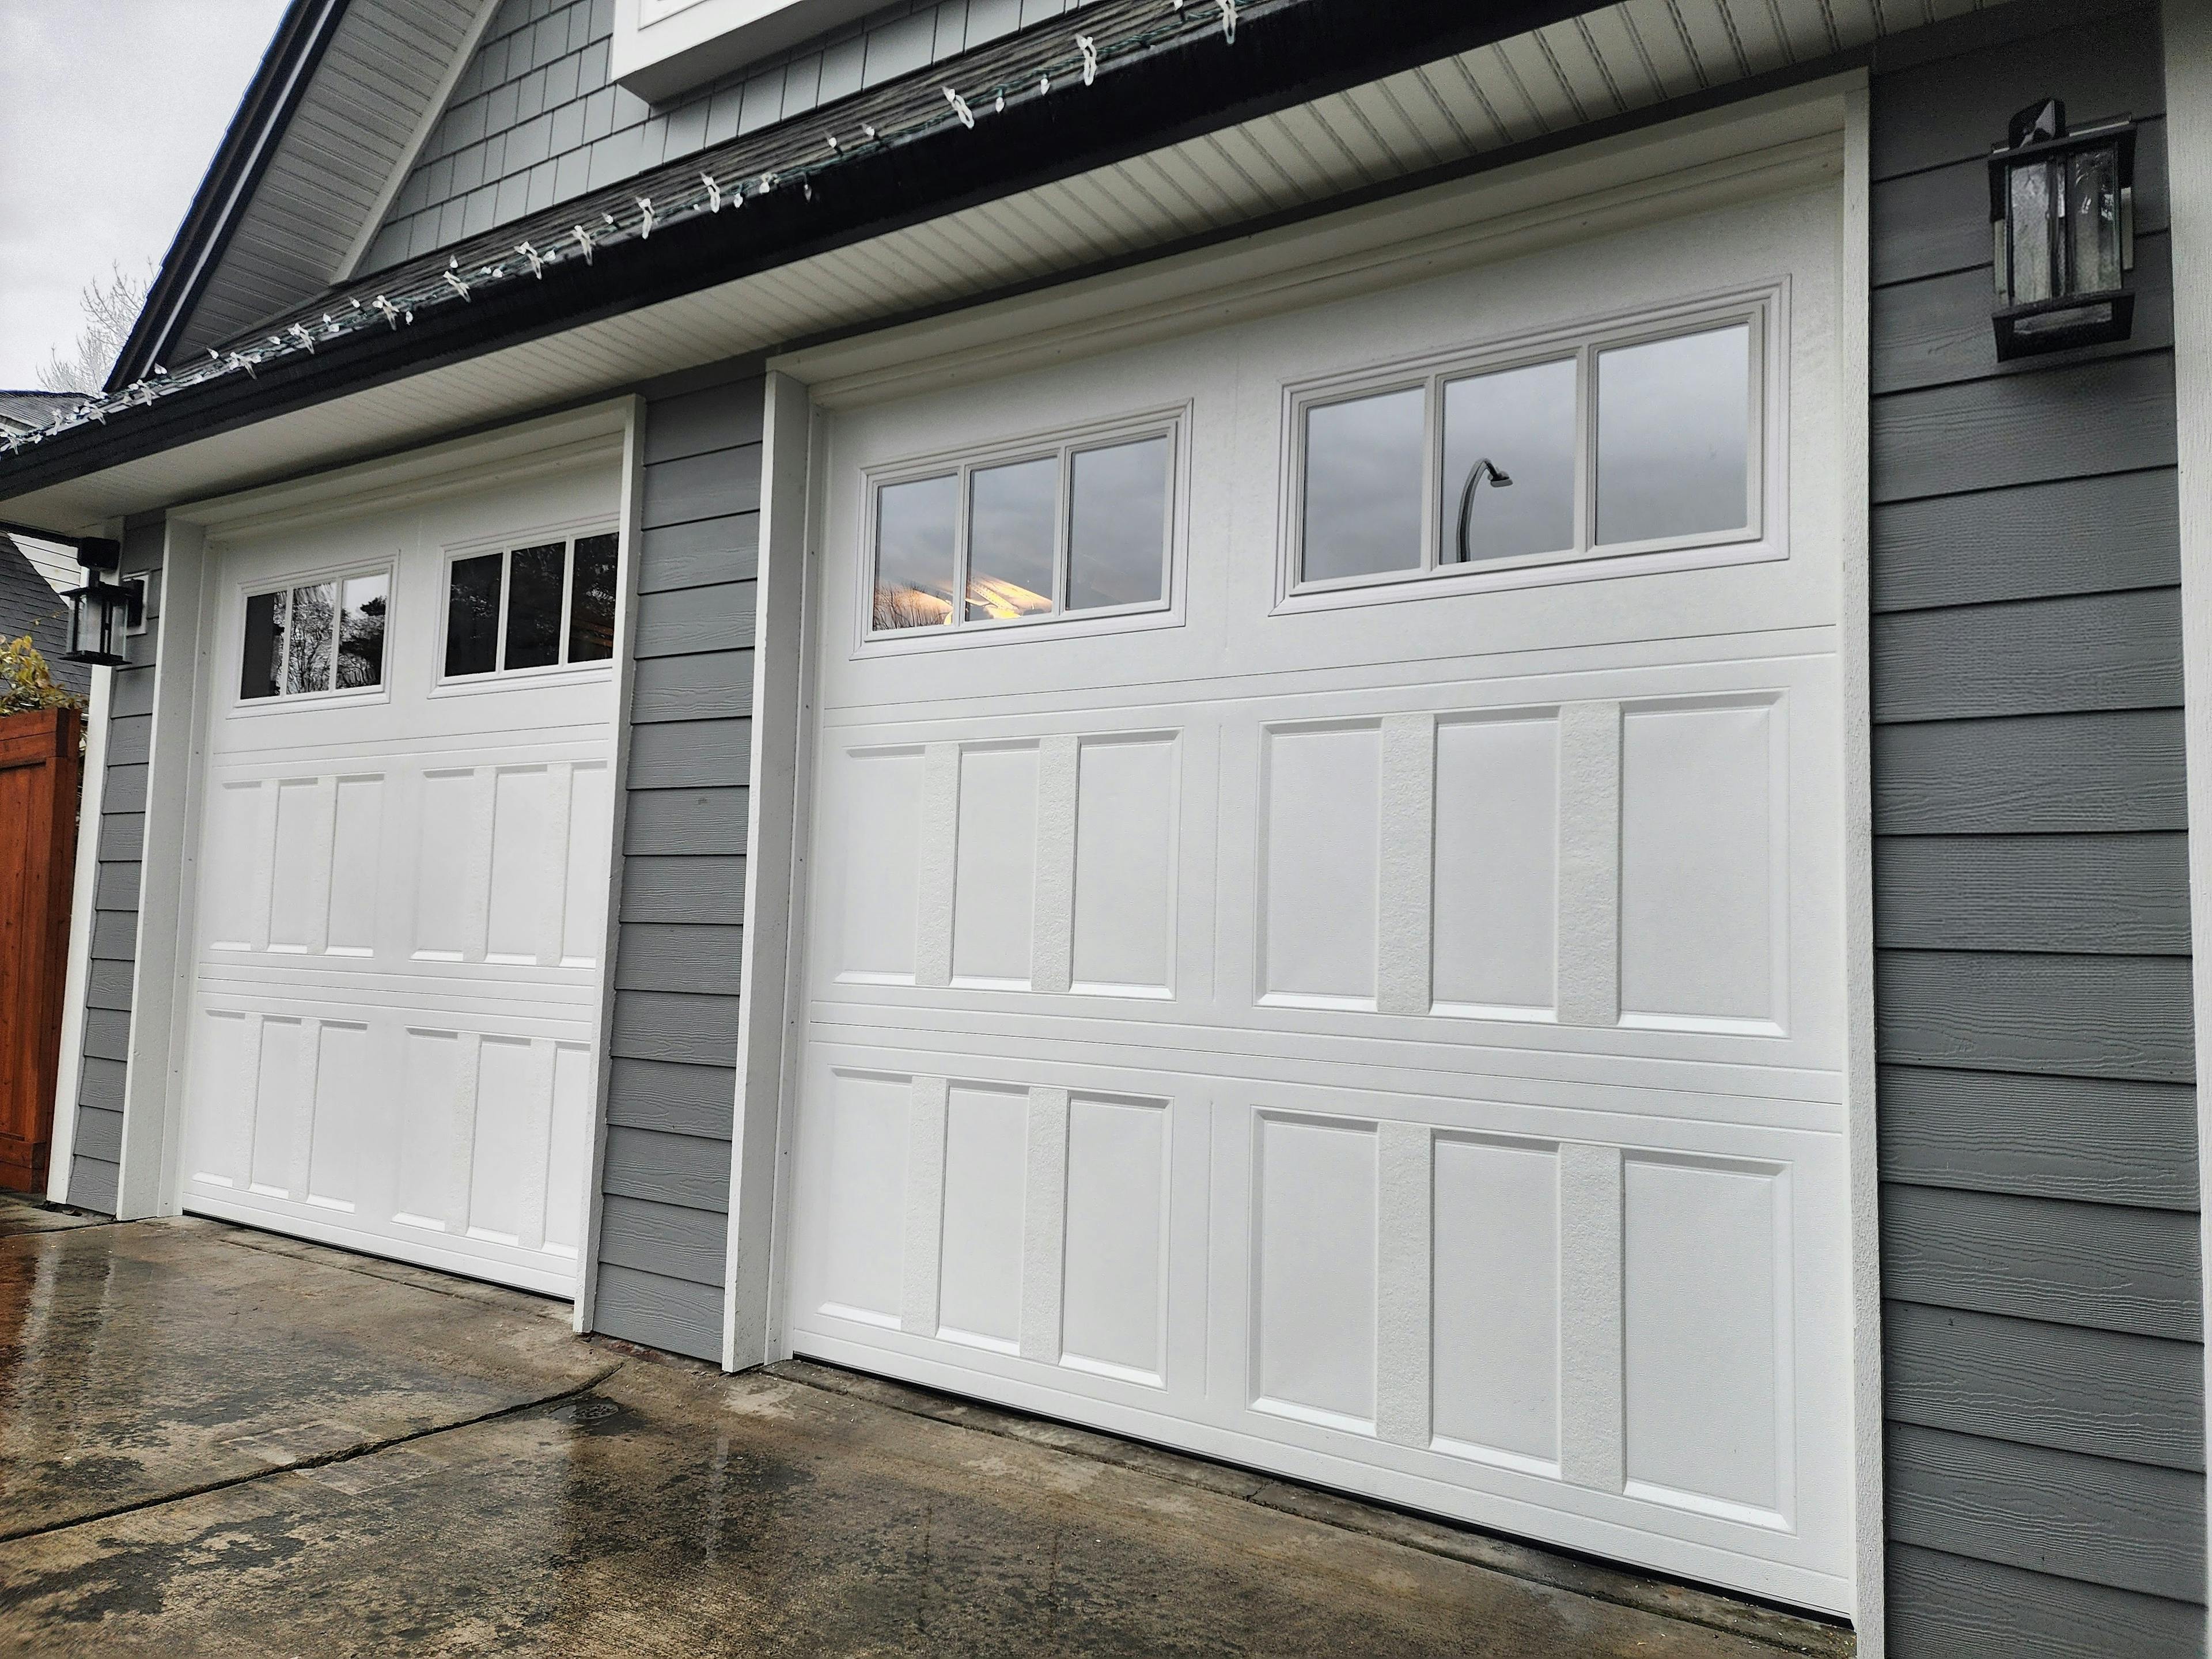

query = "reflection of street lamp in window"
[1449,458,1514,565]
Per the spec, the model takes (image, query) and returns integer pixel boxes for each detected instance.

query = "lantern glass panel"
[2067,146,2122,294]
[2007,160,2058,304]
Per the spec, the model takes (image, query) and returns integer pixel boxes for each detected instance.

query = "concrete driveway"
[0,1193,1853,1657]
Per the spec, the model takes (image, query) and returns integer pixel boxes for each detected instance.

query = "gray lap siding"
[591,368,764,1360]
[65,517,162,1215]
[1869,5,2205,1654]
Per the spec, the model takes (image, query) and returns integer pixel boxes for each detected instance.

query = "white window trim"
[430,516,623,697]
[854,404,1189,657]
[228,556,395,717]
[1275,282,1787,613]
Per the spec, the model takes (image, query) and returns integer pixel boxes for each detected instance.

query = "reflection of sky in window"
[1596,324,1750,544]
[968,457,1058,619]
[1303,387,1425,581]
[1069,436,1168,609]
[875,473,959,629]
[1442,358,1575,562]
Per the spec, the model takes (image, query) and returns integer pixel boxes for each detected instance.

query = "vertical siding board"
[1869,6,2206,1643]
[592,369,763,1361]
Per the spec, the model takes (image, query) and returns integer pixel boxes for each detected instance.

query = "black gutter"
[105,0,350,393]
[25,0,1597,498]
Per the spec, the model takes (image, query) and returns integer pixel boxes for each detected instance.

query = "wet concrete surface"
[0,1207,1853,1658]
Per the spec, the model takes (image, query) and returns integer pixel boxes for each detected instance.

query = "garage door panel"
[180,472,622,1298]
[789,1048,1849,1594]
[795,198,1851,1608]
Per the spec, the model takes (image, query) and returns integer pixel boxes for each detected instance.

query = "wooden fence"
[0,708,82,1192]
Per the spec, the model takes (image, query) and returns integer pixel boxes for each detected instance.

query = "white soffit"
[3,39,1868,533]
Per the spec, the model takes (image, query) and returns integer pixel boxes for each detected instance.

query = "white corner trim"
[339,0,506,281]
[574,393,650,1335]
[724,370,813,1372]
[1836,79,1885,1659]
[2158,0,2212,1624]
[44,664,112,1205]
[115,518,211,1221]
[610,0,884,104]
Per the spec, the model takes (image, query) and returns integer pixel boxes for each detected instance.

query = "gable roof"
[110,0,489,390]
[0,392,78,436]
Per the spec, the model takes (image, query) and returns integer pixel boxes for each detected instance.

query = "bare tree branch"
[36,262,154,395]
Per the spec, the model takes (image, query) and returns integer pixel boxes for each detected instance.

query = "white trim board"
[46,661,113,1206]
[2158,0,2212,1626]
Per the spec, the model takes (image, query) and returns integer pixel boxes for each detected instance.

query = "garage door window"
[1290,299,1766,594]
[869,423,1176,637]
[442,531,620,679]
[239,570,389,700]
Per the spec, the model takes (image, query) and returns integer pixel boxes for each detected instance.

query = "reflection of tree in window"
[338,573,388,688]
[505,543,566,669]
[287,582,335,694]
[568,535,618,662]
[445,552,502,676]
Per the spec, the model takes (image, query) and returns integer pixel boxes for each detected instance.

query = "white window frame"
[1278,285,1782,609]
[229,558,394,714]
[431,517,623,693]
[858,407,1186,652]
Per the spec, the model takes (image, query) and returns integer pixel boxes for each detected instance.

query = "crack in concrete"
[0,1359,627,1547]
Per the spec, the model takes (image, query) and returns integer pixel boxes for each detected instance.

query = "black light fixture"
[59,538,143,666]
[1989,98,2137,361]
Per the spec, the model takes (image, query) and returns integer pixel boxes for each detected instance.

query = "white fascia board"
[611,0,887,104]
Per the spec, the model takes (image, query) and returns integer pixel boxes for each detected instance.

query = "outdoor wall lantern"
[1990,97,2137,361]
[60,538,142,667]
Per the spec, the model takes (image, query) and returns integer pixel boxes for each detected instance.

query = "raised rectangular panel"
[395,1029,467,1228]
[818,1070,912,1322]
[267,780,330,953]
[1253,1112,1378,1428]
[1061,1094,1168,1381]
[1619,703,1778,1025]
[467,1037,548,1244]
[1433,1135,1560,1468]
[1263,724,1380,1006]
[414,770,482,962]
[1623,1154,1789,1520]
[951,744,1040,988]
[203,781,266,950]
[1432,718,1559,1014]
[306,1021,371,1210]
[937,1084,1030,1350]
[560,762,613,967]
[188,1009,256,1184]
[1071,737,1177,995]
[835,749,924,983]
[543,1043,594,1255]
[249,1016,311,1194]
[486,766,561,964]
[325,777,384,956]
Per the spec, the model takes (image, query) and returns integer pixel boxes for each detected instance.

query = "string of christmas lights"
[3,0,1260,459]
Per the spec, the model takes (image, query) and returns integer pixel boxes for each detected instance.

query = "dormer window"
[612,0,885,103]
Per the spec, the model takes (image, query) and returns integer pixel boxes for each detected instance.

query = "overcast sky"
[0,0,290,388]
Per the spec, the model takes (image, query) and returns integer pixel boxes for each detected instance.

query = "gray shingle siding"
[590,368,764,1361]
[65,518,162,1215]
[1869,5,2205,1654]
[358,0,1090,272]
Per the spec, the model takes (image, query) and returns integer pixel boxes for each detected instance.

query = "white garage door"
[176,460,623,1297]
[785,181,1854,1610]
